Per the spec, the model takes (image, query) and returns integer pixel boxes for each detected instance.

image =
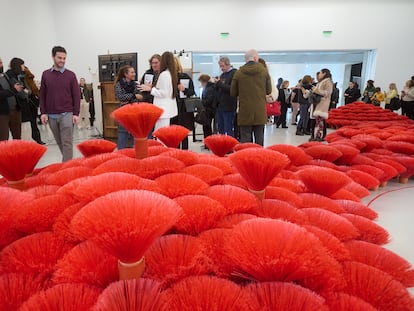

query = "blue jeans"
[117,124,134,150]
[217,111,236,137]
[297,104,310,131]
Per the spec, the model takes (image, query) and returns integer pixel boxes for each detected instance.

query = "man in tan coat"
[230,49,271,146]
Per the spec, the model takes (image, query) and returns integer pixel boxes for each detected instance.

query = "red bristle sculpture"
[115,147,137,158]
[394,156,414,183]
[53,202,85,244]
[77,139,117,157]
[215,213,258,229]
[153,125,190,148]
[37,162,64,175]
[387,134,414,144]
[343,182,371,198]
[44,166,93,186]
[342,261,414,311]
[345,240,414,287]
[163,149,199,166]
[92,157,141,176]
[330,188,364,202]
[19,283,101,311]
[137,155,185,179]
[155,173,209,198]
[81,152,125,169]
[163,276,252,311]
[299,193,345,214]
[0,232,72,279]
[198,155,235,175]
[373,161,399,184]
[224,218,344,292]
[173,195,227,235]
[256,199,309,225]
[59,157,84,170]
[26,185,60,198]
[336,200,378,220]
[378,158,407,175]
[350,154,376,165]
[53,240,118,289]
[267,144,312,166]
[204,134,239,157]
[346,169,380,190]
[229,148,290,199]
[303,225,350,262]
[207,185,260,215]
[147,139,164,147]
[147,145,169,157]
[222,173,248,189]
[384,141,414,155]
[0,140,47,189]
[245,281,328,311]
[111,103,163,159]
[144,235,210,287]
[324,292,377,311]
[15,194,77,234]
[92,278,167,311]
[307,159,339,170]
[70,190,183,280]
[233,142,262,152]
[0,273,48,311]
[341,214,389,245]
[181,164,224,185]
[297,167,352,197]
[268,177,306,193]
[332,144,360,164]
[24,173,51,189]
[264,186,304,208]
[304,145,343,162]
[301,208,360,241]
[351,134,383,151]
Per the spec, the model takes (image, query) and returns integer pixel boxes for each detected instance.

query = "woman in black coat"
[276,80,290,128]
[198,74,216,141]
[344,81,361,105]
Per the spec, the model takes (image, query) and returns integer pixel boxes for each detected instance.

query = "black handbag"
[184,97,203,112]
[195,109,210,125]
[389,97,401,110]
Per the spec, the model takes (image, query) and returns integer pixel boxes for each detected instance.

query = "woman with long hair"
[401,80,414,119]
[385,83,399,111]
[363,79,376,103]
[276,80,290,128]
[114,65,142,149]
[140,51,178,130]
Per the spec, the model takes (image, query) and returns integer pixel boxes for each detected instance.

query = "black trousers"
[276,102,288,127]
[239,125,265,146]
[203,116,214,138]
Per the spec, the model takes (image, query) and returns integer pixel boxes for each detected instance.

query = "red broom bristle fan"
[153,125,190,148]
[181,164,224,185]
[52,202,86,244]
[77,139,117,157]
[155,173,209,198]
[341,213,389,245]
[0,140,47,189]
[346,169,380,190]
[198,154,235,175]
[324,292,377,311]
[224,218,344,292]
[81,152,125,169]
[256,199,309,225]
[343,181,370,198]
[163,149,199,166]
[53,240,118,289]
[26,184,60,198]
[204,134,239,157]
[92,157,141,176]
[304,144,343,162]
[92,278,167,311]
[44,166,93,186]
[111,103,163,159]
[163,275,253,311]
[222,173,248,189]
[144,234,210,287]
[384,141,414,155]
[215,213,258,229]
[173,195,227,235]
[70,190,183,280]
[137,155,185,179]
[335,200,378,220]
[229,148,290,200]
[299,193,345,214]
[19,283,102,311]
[233,142,262,152]
[330,188,363,202]
[267,144,312,166]
[268,177,306,193]
[244,281,328,311]
[264,186,304,208]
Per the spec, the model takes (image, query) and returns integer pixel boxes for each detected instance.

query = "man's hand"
[14,83,24,92]
[40,114,48,125]
[73,115,80,124]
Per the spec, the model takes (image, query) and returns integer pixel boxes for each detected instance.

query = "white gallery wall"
[1,0,412,130]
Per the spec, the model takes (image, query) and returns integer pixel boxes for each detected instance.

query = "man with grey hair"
[215,56,237,137]
[230,49,271,146]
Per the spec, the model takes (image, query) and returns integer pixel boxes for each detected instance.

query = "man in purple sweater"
[40,46,80,162]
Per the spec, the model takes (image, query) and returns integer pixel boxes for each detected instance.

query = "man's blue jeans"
[217,111,236,137]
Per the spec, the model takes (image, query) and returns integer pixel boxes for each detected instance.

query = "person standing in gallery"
[140,54,161,103]
[401,80,414,120]
[139,51,178,130]
[289,79,301,125]
[215,57,237,137]
[363,80,376,103]
[276,80,291,129]
[230,49,271,146]
[40,46,80,162]
[344,81,361,105]
[198,74,216,143]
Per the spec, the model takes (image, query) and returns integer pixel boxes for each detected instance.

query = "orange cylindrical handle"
[134,137,148,159]
[118,257,145,280]
[248,188,265,201]
[399,177,409,184]
[7,179,26,191]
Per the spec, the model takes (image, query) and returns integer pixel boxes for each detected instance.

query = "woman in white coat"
[140,51,178,130]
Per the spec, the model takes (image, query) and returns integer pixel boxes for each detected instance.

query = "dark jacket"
[140,69,159,103]
[114,78,141,105]
[0,75,18,115]
[230,61,271,126]
[1,70,30,120]
[296,83,313,106]
[202,81,216,117]
[277,87,290,107]
[171,72,196,130]
[344,87,361,104]
[216,68,237,112]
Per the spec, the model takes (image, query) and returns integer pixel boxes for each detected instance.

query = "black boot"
[296,129,304,136]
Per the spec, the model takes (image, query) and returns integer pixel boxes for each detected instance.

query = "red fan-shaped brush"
[268,177,306,193]
[222,173,248,189]
[163,276,251,311]
[27,185,60,198]
[352,134,383,151]
[198,155,235,175]
[267,144,312,166]
[384,141,414,155]
[215,213,258,229]
[147,145,169,157]
[330,188,361,202]
[37,162,64,175]
[144,235,210,287]
[0,273,48,311]
[163,149,199,166]
[297,167,352,197]
[53,202,85,244]
[345,240,414,287]
[233,142,262,152]
[341,213,389,245]
[245,281,328,311]
[229,148,290,199]
[303,224,350,262]
[137,155,185,179]
[0,140,46,189]
[155,173,209,198]
[92,278,167,311]
[299,193,345,214]
[207,185,260,215]
[225,218,344,292]
[307,159,339,170]
[304,145,343,162]
[394,156,414,183]
[70,190,183,279]
[342,261,414,311]
[147,139,164,147]
[111,103,163,158]
[324,292,377,311]
[77,139,117,157]
[116,147,136,158]
[302,208,360,241]
[264,186,304,208]
[92,157,141,176]
[346,169,380,190]
[20,283,101,311]
[256,199,309,225]
[181,164,224,185]
[173,195,227,235]
[387,134,414,144]
[45,166,93,186]
[53,240,118,289]
[336,200,378,220]
[24,173,51,189]
[59,157,84,170]
[0,232,72,279]
[15,194,77,234]
[153,125,190,148]
[373,161,399,184]
[350,154,376,165]
[332,144,360,165]
[343,181,370,198]
[378,158,407,175]
[81,152,125,168]
[204,134,239,157]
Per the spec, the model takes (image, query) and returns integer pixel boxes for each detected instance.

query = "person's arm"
[151,72,172,98]
[230,73,239,97]
[313,81,332,98]
[0,83,18,100]
[217,70,235,94]
[203,86,216,108]
[39,73,47,115]
[72,74,81,117]
[265,75,273,100]
[115,82,136,102]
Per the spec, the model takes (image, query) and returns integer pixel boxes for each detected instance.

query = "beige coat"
[313,78,333,119]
